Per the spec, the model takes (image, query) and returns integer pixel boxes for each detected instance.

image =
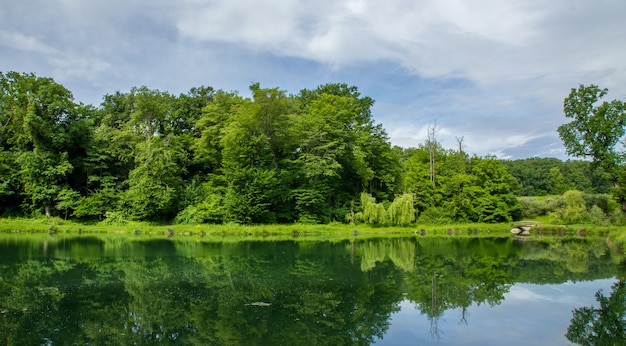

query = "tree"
[387,193,416,226]
[548,166,569,195]
[358,192,388,225]
[0,72,89,217]
[192,90,242,175]
[217,86,294,223]
[466,156,521,223]
[0,150,20,215]
[17,151,73,217]
[404,145,440,214]
[558,84,626,210]
[289,93,347,222]
[427,123,438,185]
[123,135,187,220]
[560,190,587,224]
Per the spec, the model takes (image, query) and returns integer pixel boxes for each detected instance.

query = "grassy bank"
[0,217,508,237]
[0,217,623,247]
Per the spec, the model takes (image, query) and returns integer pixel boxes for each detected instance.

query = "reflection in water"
[566,279,626,346]
[430,271,442,341]
[0,234,623,345]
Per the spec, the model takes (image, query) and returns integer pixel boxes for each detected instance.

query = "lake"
[0,233,623,345]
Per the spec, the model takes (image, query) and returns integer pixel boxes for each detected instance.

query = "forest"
[0,71,620,226]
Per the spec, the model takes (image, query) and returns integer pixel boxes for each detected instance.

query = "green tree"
[549,166,569,195]
[123,135,187,220]
[387,193,416,226]
[0,72,90,216]
[503,158,561,196]
[404,145,439,214]
[289,93,349,222]
[466,156,521,222]
[0,150,20,215]
[17,151,73,216]
[217,86,295,223]
[358,192,388,225]
[558,84,626,210]
[192,90,241,177]
[558,190,587,224]
[296,83,399,220]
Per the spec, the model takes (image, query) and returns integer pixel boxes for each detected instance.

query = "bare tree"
[455,136,466,174]
[427,123,438,186]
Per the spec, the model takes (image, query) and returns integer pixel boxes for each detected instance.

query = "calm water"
[0,234,623,345]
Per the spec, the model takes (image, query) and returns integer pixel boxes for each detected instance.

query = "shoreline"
[0,217,623,249]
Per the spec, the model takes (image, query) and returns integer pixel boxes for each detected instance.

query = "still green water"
[0,234,623,345]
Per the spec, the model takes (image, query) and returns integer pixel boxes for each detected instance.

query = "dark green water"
[0,234,623,345]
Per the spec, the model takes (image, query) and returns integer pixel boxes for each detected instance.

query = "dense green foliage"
[0,72,617,225]
[558,84,626,211]
[503,158,611,196]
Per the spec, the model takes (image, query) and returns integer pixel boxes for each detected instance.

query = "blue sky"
[2,0,626,159]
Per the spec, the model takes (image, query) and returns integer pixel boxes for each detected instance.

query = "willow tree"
[387,193,416,226]
[358,192,387,225]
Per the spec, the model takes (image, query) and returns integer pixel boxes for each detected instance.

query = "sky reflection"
[376,278,616,346]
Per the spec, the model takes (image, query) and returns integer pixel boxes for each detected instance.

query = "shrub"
[587,205,607,226]
[561,190,587,224]
[583,194,613,213]
[418,207,453,224]
[518,196,565,219]
[102,211,128,225]
[175,205,204,225]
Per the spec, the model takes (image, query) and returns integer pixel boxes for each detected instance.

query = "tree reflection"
[566,279,625,346]
[430,271,443,341]
[0,235,623,345]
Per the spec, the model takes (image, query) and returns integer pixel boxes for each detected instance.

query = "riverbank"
[0,217,623,247]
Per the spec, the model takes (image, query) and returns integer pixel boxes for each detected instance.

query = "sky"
[2,0,626,160]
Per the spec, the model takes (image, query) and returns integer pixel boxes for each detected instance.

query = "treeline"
[503,157,610,196]
[0,72,613,225]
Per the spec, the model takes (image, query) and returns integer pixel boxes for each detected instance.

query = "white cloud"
[2,0,626,158]
[49,57,114,84]
[175,1,543,78]
[0,30,57,54]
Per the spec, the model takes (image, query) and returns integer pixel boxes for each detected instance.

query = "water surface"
[0,234,623,345]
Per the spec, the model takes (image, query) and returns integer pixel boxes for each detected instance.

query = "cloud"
[173,1,626,94]
[49,57,114,84]
[175,1,539,79]
[2,0,625,158]
[0,30,57,54]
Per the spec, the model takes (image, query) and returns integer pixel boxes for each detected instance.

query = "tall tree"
[0,72,87,216]
[218,85,294,223]
[558,84,626,210]
[193,90,243,175]
[123,135,187,220]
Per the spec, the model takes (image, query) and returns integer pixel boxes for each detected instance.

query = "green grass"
[0,217,513,236]
[0,217,623,248]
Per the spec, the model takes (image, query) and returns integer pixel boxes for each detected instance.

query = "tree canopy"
[558,84,626,211]
[0,71,614,224]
